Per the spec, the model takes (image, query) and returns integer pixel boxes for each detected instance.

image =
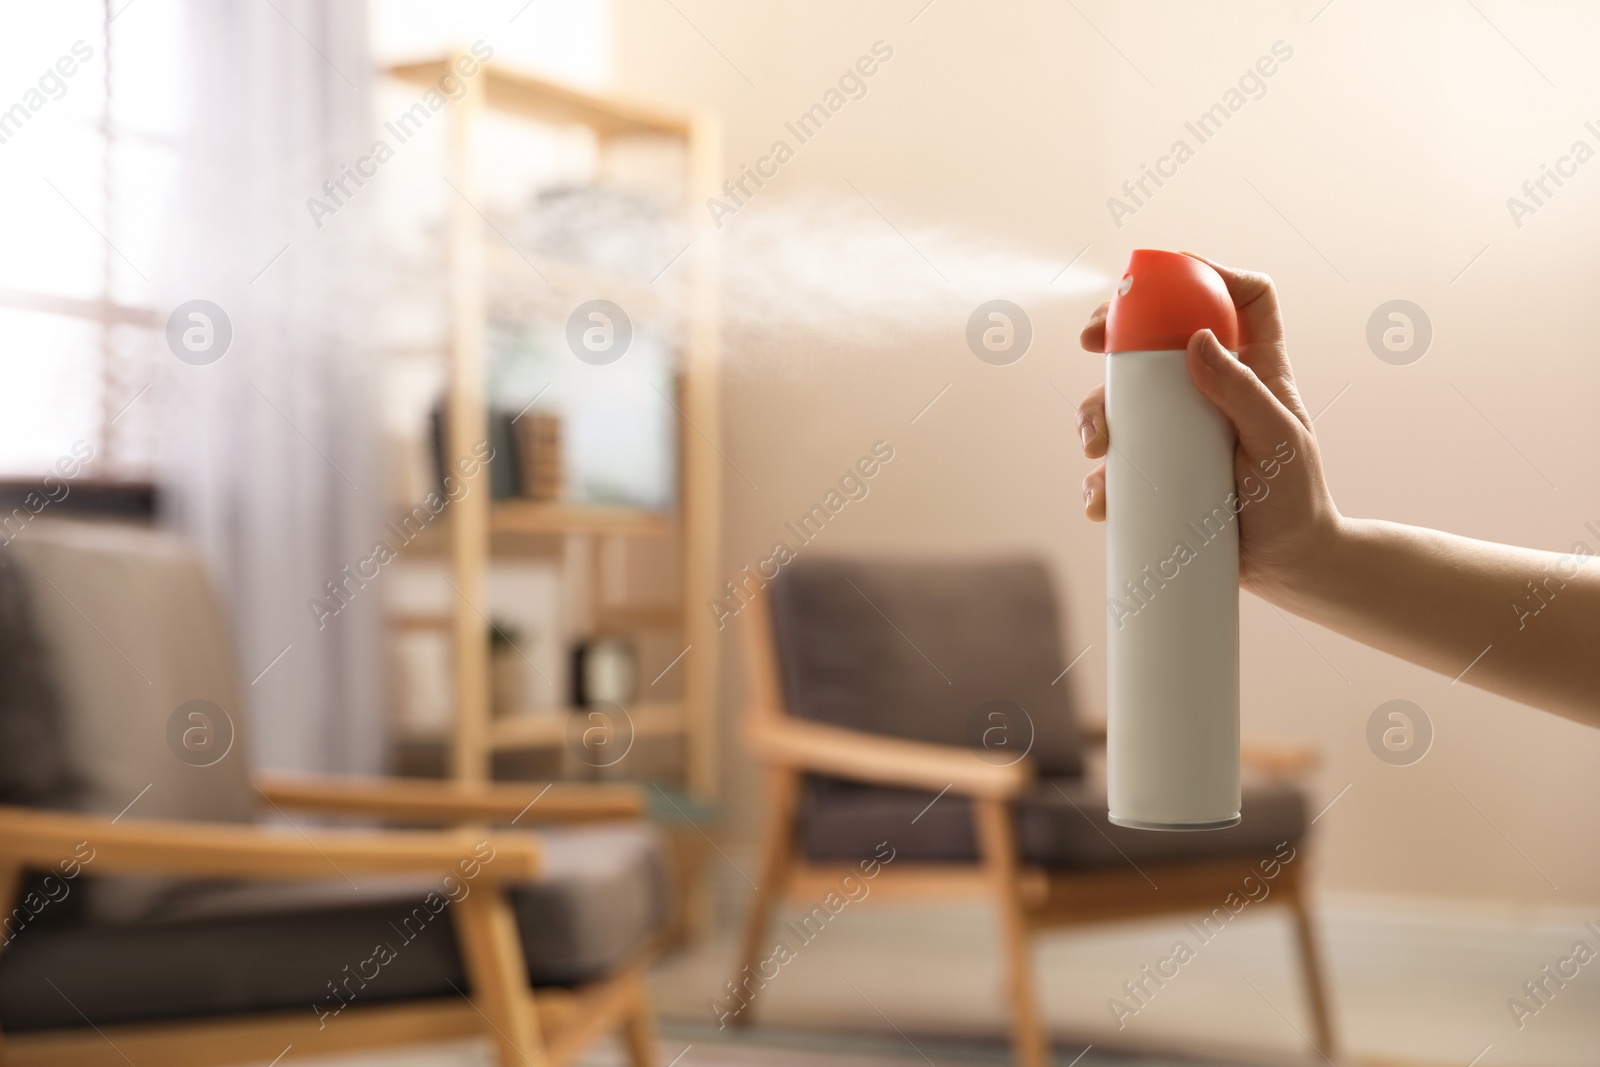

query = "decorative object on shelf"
[393,629,452,735]
[520,184,684,282]
[514,410,564,501]
[489,620,528,719]
[571,634,637,708]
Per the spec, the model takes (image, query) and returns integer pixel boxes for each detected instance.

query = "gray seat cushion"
[770,557,1085,777]
[799,777,1306,868]
[0,822,670,1032]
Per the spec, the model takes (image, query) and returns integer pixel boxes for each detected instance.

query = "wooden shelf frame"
[387,61,692,139]
[488,702,684,752]
[387,55,722,798]
[492,501,675,537]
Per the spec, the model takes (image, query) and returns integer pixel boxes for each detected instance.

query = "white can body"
[1105,349,1240,830]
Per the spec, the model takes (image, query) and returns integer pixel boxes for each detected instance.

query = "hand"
[1076,254,1342,599]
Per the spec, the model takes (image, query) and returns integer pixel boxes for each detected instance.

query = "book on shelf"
[489,411,520,500]
[513,410,564,502]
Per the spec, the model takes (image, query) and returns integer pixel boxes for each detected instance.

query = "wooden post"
[974,797,1048,1067]
[0,862,21,1058]
[730,767,797,1026]
[681,111,723,800]
[453,890,548,1067]
[448,50,491,784]
[1288,871,1339,1060]
[620,972,659,1067]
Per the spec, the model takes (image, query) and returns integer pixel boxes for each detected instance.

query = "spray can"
[1103,249,1241,830]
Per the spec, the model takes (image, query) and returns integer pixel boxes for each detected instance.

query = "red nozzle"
[1104,250,1238,353]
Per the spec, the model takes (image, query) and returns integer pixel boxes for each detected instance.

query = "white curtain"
[160,0,385,775]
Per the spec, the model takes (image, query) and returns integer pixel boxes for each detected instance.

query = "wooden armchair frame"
[0,779,660,1067]
[734,597,1337,1067]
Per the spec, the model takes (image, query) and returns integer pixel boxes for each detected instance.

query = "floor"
[269,895,1599,1067]
[275,1033,1255,1067]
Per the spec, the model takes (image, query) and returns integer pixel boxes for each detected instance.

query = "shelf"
[488,701,684,751]
[400,502,675,557]
[593,604,682,630]
[385,60,693,139]
[494,501,674,537]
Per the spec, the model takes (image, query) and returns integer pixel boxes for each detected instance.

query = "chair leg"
[0,863,20,1064]
[454,888,549,1067]
[729,767,798,1028]
[1288,879,1339,1061]
[621,973,659,1067]
[974,798,1049,1067]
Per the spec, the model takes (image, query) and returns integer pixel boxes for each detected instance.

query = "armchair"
[0,520,669,1067]
[733,557,1336,1066]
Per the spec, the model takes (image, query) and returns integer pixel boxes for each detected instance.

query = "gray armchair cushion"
[0,822,671,1032]
[0,550,74,807]
[10,521,255,824]
[770,557,1085,777]
[10,521,257,921]
[798,776,1307,868]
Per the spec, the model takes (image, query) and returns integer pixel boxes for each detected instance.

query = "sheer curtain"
[161,0,385,774]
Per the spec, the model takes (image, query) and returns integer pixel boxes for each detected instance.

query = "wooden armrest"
[0,806,539,882]
[744,714,1031,799]
[1240,737,1320,775]
[256,775,644,824]
[1078,720,1319,775]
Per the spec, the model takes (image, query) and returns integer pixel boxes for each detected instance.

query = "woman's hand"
[1077,253,1600,723]
[1076,254,1342,601]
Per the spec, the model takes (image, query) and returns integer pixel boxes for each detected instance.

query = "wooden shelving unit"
[386,57,722,798]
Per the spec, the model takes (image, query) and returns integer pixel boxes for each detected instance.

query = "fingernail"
[1083,483,1093,505]
[1079,422,1092,450]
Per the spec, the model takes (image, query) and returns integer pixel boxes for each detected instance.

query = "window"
[0,0,181,478]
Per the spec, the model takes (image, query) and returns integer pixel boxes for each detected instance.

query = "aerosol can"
[1103,249,1241,830]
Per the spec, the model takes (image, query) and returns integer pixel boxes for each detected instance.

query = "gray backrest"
[0,550,74,808]
[768,556,1084,777]
[8,521,255,827]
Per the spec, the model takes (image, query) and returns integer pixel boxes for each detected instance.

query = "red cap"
[1104,249,1238,353]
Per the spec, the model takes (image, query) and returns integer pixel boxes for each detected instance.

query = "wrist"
[1268,509,1361,615]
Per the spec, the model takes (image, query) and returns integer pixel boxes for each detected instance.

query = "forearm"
[1271,516,1600,725]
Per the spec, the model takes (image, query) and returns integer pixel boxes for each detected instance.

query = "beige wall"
[614,0,1600,905]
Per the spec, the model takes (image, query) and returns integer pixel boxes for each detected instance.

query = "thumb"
[1186,328,1296,458]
